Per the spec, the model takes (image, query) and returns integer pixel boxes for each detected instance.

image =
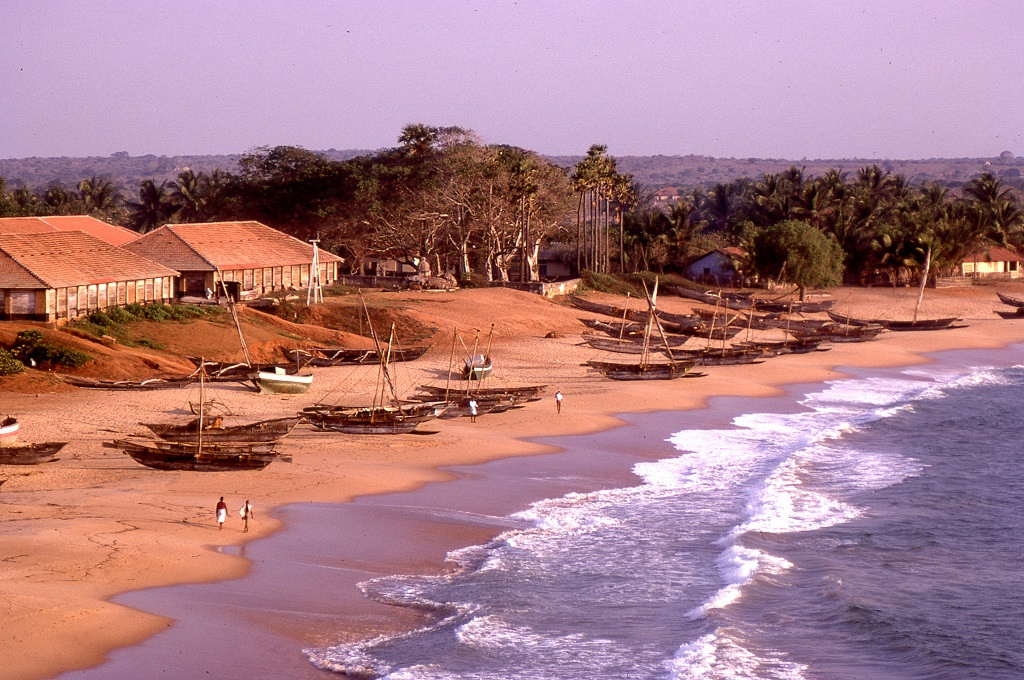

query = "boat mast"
[197,358,205,453]
[358,290,402,413]
[217,267,252,367]
[642,277,676,366]
[445,330,457,401]
[479,323,494,387]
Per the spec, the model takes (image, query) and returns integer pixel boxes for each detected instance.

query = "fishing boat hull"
[997,292,1024,308]
[0,416,19,446]
[142,417,300,443]
[251,370,314,394]
[0,441,66,465]
[287,345,430,367]
[303,402,444,434]
[826,310,961,331]
[586,360,702,381]
[461,355,492,380]
[416,384,546,398]
[109,439,286,471]
[63,376,197,390]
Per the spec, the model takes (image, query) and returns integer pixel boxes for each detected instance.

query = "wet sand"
[3,285,1024,680]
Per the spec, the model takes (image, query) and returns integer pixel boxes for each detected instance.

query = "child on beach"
[555,390,563,414]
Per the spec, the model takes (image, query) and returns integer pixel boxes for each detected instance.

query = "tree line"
[1,126,1021,289]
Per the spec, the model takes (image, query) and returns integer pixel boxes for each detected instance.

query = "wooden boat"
[462,354,493,380]
[188,357,300,379]
[790,325,885,343]
[0,416,19,446]
[735,339,830,355]
[416,384,547,400]
[108,438,288,471]
[303,402,445,434]
[569,294,705,331]
[586,278,709,381]
[579,318,644,337]
[0,441,66,465]
[251,367,314,394]
[997,291,1024,308]
[756,298,836,313]
[586,359,703,381]
[141,416,300,443]
[304,292,443,435]
[664,285,757,310]
[581,332,690,354]
[286,345,430,367]
[673,347,768,366]
[826,310,962,331]
[63,375,197,390]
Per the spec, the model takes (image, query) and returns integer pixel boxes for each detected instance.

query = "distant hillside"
[0,149,376,195]
[2,149,1021,195]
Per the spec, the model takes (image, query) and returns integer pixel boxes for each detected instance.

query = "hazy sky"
[2,1,1022,160]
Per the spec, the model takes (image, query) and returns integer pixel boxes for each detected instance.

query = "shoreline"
[63,340,1024,679]
[3,286,1024,679]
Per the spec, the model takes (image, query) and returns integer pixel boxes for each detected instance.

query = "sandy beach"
[2,284,1024,680]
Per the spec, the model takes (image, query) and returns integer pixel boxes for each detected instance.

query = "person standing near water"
[555,390,563,414]
[239,500,253,532]
[216,496,227,530]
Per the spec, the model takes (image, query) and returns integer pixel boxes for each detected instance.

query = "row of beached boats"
[59,296,515,472]
[572,279,975,381]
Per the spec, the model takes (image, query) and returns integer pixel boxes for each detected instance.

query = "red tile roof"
[39,215,139,246]
[0,232,178,290]
[0,215,139,246]
[124,221,342,271]
[963,246,1024,263]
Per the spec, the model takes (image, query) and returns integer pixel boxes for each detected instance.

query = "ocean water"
[309,354,1024,679]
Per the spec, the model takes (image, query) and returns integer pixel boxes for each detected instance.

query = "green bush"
[10,329,90,368]
[105,306,137,324]
[0,349,24,375]
[134,337,163,350]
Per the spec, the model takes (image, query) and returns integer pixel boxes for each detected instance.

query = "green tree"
[127,179,173,233]
[751,220,843,297]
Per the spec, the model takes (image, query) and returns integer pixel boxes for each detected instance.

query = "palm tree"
[42,183,81,214]
[169,169,209,222]
[398,123,437,158]
[77,176,120,216]
[128,179,172,233]
[964,172,1023,246]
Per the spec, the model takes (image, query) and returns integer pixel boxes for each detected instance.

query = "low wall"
[487,278,582,298]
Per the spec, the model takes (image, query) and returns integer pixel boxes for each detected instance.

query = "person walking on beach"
[555,390,563,414]
[468,398,478,423]
[239,499,253,532]
[216,496,227,530]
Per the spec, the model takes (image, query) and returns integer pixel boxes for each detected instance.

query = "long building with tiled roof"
[0,231,179,321]
[0,215,140,246]
[124,221,341,298]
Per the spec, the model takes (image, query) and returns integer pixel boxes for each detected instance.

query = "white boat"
[251,367,313,395]
[0,416,19,446]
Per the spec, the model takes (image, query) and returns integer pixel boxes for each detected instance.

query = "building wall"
[211,262,338,298]
[1,277,176,322]
[961,261,1021,278]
